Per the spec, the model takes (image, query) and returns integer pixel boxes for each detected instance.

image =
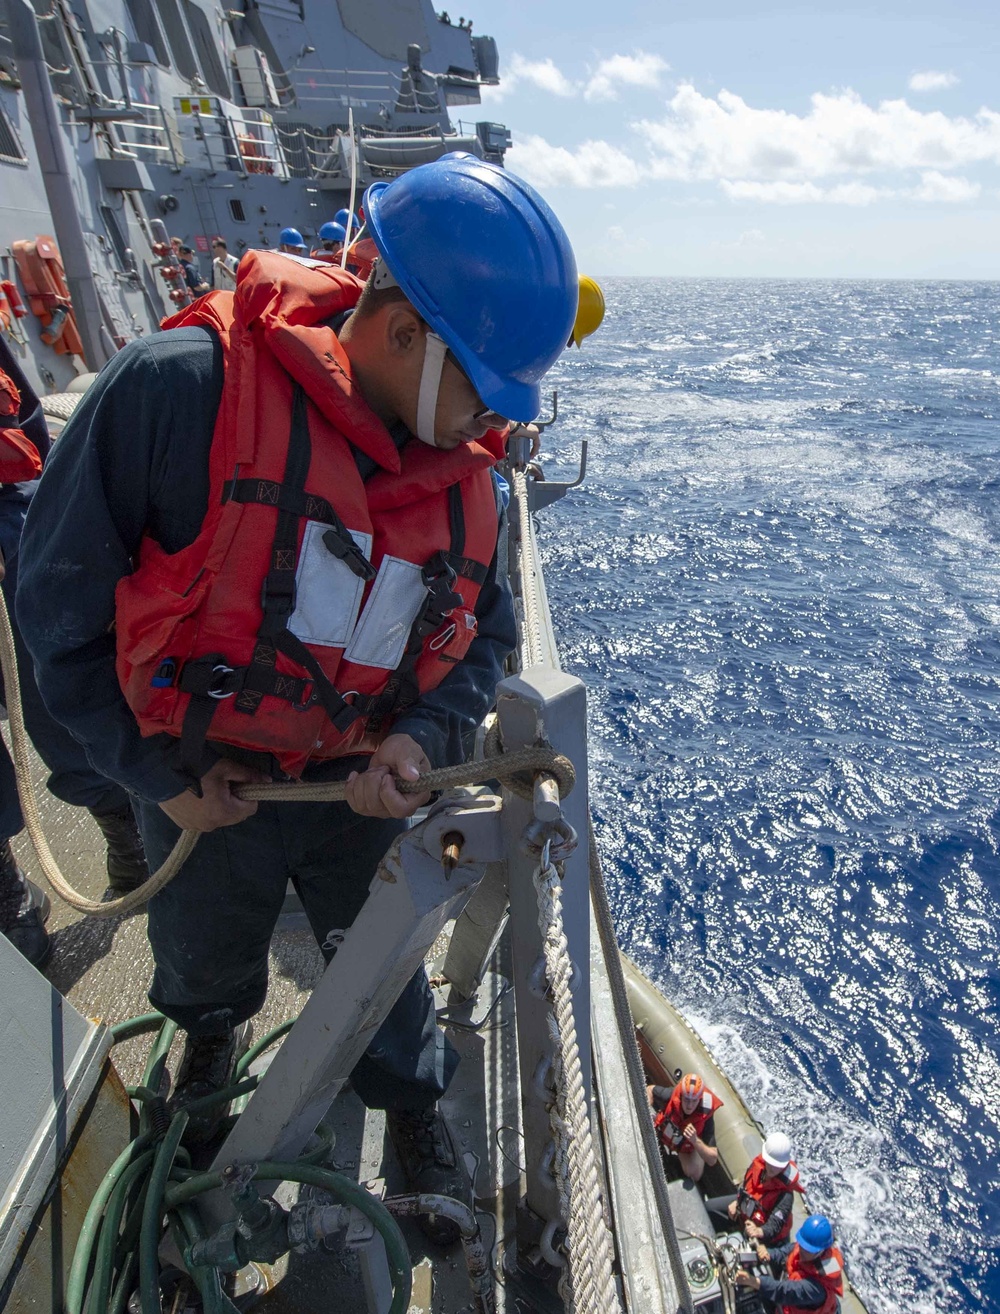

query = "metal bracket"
[528,440,588,510]
[420,791,504,866]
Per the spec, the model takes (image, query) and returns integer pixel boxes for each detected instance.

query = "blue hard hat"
[334,208,359,231]
[796,1215,834,1254]
[279,227,304,247]
[363,153,577,422]
[318,221,347,244]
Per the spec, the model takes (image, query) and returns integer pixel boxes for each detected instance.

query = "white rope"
[533,847,621,1312]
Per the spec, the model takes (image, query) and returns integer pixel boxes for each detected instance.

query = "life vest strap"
[223,477,376,582]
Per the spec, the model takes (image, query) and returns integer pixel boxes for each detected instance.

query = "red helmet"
[679,1073,704,1101]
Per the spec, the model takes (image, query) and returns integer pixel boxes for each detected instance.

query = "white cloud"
[506,133,645,188]
[504,84,995,207]
[607,224,626,242]
[720,180,886,204]
[909,70,959,93]
[504,54,576,97]
[911,170,981,201]
[584,52,669,103]
[635,86,1000,182]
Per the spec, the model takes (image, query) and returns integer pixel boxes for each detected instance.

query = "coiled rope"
[0,587,573,918]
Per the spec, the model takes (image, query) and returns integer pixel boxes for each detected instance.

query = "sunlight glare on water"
[538,278,1000,1312]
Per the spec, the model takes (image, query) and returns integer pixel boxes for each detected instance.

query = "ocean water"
[538,279,1000,1313]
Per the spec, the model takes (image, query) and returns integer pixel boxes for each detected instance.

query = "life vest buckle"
[260,574,297,617]
[206,664,237,699]
[322,528,376,582]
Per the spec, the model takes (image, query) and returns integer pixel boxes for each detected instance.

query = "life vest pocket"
[288,520,372,649]
[343,555,427,669]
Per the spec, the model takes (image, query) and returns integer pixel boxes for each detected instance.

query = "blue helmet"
[318,221,347,244]
[334,208,359,233]
[279,227,304,247]
[796,1215,834,1254]
[363,153,577,422]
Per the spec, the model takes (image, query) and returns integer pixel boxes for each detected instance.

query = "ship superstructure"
[0,0,509,395]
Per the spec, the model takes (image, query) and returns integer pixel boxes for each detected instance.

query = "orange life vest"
[736,1155,806,1243]
[346,236,378,280]
[780,1245,844,1314]
[0,368,42,481]
[654,1082,723,1154]
[115,251,503,779]
[309,249,343,264]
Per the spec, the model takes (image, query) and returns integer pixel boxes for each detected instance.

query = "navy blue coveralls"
[18,326,516,1111]
[0,339,131,842]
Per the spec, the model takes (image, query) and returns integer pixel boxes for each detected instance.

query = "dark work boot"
[167,1021,252,1145]
[0,839,51,969]
[386,1105,473,1246]
[88,803,150,892]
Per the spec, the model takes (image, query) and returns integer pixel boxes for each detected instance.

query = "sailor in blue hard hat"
[355,151,577,447]
[334,207,360,243]
[312,221,347,263]
[278,226,306,254]
[19,149,577,1251]
[736,1212,844,1311]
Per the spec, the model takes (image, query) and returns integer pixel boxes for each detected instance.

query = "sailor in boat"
[0,338,149,971]
[18,153,577,1246]
[736,1213,845,1313]
[311,221,347,264]
[707,1129,806,1248]
[649,1071,723,1182]
[278,226,308,254]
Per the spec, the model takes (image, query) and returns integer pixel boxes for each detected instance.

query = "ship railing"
[270,61,443,114]
[108,99,294,180]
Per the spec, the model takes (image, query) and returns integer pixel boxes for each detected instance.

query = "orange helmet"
[679,1073,704,1101]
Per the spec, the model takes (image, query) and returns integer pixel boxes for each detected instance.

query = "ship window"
[125,0,169,67]
[0,105,27,165]
[229,198,247,223]
[152,0,198,80]
[182,1,230,98]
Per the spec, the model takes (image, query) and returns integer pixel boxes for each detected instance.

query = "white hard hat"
[762,1132,792,1168]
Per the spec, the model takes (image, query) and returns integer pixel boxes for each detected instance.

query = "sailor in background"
[278,226,307,254]
[311,221,347,264]
[177,245,210,296]
[210,237,238,290]
[19,154,577,1245]
[0,339,149,968]
[737,1213,845,1312]
[648,1071,723,1181]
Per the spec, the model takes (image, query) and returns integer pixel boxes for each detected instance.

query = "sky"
[457,0,1000,277]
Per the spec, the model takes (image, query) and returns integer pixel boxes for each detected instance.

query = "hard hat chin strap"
[416,330,447,447]
[372,258,446,448]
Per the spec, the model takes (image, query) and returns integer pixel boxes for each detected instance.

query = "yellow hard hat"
[571,275,605,347]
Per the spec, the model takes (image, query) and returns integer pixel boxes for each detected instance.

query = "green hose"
[70,1011,412,1314]
[66,1134,154,1314]
[165,1162,412,1314]
[139,1111,188,1314]
[83,1149,153,1314]
[109,1012,168,1045]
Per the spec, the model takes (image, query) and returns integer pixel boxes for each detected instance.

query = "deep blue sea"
[539,279,1000,1314]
